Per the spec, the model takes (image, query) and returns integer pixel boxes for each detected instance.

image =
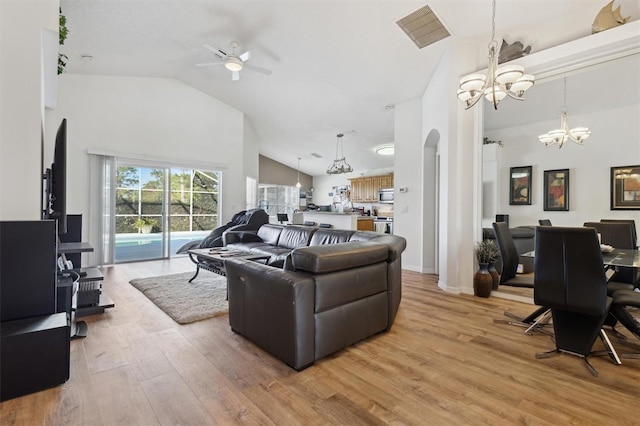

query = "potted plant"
[134,217,157,234]
[473,240,500,297]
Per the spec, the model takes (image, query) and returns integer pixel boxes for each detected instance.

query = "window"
[257,184,299,222]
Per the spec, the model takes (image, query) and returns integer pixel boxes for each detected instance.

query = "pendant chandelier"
[457,0,535,110]
[295,157,301,188]
[538,78,590,148]
[326,133,353,175]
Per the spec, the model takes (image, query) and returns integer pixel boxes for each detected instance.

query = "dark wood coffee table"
[187,248,270,282]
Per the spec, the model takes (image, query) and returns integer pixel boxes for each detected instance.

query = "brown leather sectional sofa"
[222,224,407,370]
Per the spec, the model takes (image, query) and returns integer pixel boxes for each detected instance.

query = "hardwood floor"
[2,258,640,425]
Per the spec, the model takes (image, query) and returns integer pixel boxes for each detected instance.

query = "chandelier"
[295,157,301,188]
[457,0,535,110]
[538,78,590,148]
[326,133,353,175]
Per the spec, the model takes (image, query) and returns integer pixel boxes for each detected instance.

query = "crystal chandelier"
[326,133,353,175]
[538,78,591,148]
[457,0,535,110]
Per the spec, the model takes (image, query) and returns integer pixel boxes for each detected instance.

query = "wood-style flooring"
[2,258,640,425]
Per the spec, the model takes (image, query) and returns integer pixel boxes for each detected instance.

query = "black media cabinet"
[0,220,70,401]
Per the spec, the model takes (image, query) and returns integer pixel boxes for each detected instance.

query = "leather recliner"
[224,232,407,370]
[176,208,269,253]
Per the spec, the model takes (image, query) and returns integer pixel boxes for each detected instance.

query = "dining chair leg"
[494,307,552,335]
[597,329,621,365]
[525,309,552,335]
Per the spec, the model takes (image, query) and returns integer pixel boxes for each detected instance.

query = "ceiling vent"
[311,152,322,158]
[396,4,451,49]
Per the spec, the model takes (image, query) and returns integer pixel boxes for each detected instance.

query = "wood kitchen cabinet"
[357,218,374,231]
[349,174,393,202]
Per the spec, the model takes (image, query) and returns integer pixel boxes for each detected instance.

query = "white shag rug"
[129,272,228,324]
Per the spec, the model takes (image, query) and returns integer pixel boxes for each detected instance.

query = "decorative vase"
[473,263,493,298]
[488,261,500,290]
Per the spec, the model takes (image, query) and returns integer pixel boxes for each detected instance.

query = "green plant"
[134,217,158,229]
[475,240,500,264]
[58,8,69,74]
[483,137,503,147]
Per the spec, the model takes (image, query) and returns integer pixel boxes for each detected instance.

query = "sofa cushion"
[257,224,284,246]
[309,229,354,246]
[290,241,388,274]
[277,225,316,249]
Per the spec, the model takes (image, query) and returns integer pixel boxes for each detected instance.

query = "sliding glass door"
[114,163,220,263]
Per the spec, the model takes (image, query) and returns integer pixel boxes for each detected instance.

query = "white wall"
[485,103,640,228]
[47,74,249,243]
[0,0,58,220]
[394,99,423,273]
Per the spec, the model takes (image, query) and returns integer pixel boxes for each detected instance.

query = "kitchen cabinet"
[357,218,374,231]
[349,174,393,202]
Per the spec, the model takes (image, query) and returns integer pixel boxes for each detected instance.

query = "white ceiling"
[59,0,639,176]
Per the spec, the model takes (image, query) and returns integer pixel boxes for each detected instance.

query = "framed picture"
[544,169,569,211]
[509,166,532,205]
[611,165,640,210]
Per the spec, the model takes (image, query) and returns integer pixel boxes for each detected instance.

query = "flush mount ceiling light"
[375,144,395,156]
[296,157,301,188]
[326,133,353,175]
[457,0,535,110]
[538,78,591,148]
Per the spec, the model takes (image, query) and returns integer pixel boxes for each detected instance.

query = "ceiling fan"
[196,41,272,81]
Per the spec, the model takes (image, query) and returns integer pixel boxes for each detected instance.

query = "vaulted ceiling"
[60,0,639,176]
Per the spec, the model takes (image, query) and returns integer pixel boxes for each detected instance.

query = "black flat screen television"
[44,118,67,234]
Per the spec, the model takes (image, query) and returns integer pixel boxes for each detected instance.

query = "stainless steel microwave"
[378,188,394,203]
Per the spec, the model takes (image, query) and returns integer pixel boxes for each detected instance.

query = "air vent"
[396,4,450,49]
[311,152,322,158]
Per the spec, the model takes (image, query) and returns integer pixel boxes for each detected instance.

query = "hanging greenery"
[58,8,69,74]
[483,137,503,147]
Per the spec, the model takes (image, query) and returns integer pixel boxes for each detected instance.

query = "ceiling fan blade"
[239,50,251,62]
[243,63,272,75]
[232,71,240,81]
[195,62,225,67]
[202,43,227,59]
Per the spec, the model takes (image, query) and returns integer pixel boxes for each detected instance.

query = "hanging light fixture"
[295,157,302,188]
[326,133,353,175]
[538,78,591,148]
[457,0,535,110]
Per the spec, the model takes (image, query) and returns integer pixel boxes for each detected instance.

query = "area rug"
[129,272,228,324]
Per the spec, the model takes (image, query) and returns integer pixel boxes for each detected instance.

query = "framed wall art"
[509,166,532,205]
[611,165,640,210]
[543,169,569,211]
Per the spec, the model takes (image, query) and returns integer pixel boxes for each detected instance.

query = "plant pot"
[138,225,153,234]
[473,263,493,298]
[488,261,500,290]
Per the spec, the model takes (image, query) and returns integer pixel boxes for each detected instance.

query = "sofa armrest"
[225,259,315,370]
[175,239,203,254]
[223,230,261,245]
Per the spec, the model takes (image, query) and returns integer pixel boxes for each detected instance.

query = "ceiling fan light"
[225,57,243,71]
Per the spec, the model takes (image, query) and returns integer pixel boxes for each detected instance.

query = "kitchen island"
[302,211,372,230]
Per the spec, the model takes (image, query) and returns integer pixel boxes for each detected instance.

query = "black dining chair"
[533,226,620,376]
[491,222,550,333]
[584,221,638,288]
